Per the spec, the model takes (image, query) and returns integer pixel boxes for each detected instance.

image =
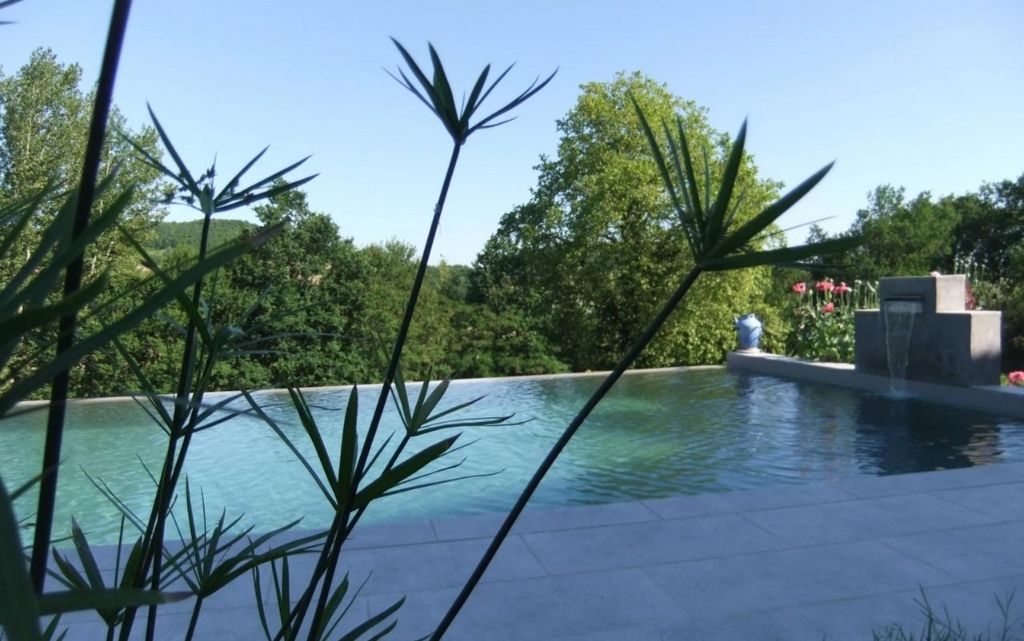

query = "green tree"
[0,48,165,397]
[952,174,1024,283]
[950,174,1024,369]
[145,219,255,253]
[212,187,368,389]
[66,246,194,396]
[448,304,568,377]
[835,185,958,280]
[473,72,781,370]
[353,240,467,380]
[0,48,163,276]
[804,174,1024,371]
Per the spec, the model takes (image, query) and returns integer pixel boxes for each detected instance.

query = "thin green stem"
[381,433,412,477]
[429,267,703,641]
[340,432,411,539]
[296,142,463,641]
[355,143,462,483]
[30,0,133,591]
[142,209,214,641]
[183,597,204,641]
[120,202,215,641]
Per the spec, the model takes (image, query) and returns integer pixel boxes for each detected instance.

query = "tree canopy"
[472,72,784,369]
[7,46,1022,397]
[0,48,165,395]
[0,48,163,278]
[807,173,1024,370]
[147,219,255,253]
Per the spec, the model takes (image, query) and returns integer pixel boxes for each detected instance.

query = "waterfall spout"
[882,298,924,387]
[855,276,1001,387]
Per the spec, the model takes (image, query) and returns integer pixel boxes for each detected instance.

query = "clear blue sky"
[3,1,1022,265]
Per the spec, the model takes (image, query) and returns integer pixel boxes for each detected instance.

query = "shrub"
[785,278,877,363]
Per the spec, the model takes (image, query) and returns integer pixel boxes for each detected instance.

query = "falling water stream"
[883,299,925,392]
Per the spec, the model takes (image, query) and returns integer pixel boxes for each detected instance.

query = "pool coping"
[55,462,1024,640]
[27,361,1024,638]
[12,364,727,407]
[727,350,1024,418]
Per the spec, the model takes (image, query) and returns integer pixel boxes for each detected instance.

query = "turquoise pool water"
[3,368,1023,544]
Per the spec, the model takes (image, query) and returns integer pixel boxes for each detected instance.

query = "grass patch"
[871,590,1022,641]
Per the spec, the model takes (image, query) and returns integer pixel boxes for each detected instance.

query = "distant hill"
[146,219,256,252]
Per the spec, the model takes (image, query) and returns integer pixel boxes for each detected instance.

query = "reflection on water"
[853,393,1002,474]
[1,369,1022,544]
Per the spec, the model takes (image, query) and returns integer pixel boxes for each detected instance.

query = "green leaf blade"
[703,235,861,271]
[707,161,835,261]
[354,436,459,509]
[37,588,187,616]
[707,119,747,244]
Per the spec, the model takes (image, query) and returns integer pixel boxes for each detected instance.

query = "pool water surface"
[3,368,1023,544]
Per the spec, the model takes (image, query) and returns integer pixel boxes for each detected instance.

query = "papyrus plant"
[0,1,288,638]
[427,100,860,640]
[105,108,320,641]
[253,41,555,641]
[6,28,554,641]
[1,2,862,639]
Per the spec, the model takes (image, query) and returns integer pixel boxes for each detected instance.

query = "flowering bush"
[785,277,877,363]
[1009,371,1024,386]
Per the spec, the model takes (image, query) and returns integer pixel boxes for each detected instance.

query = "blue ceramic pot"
[735,313,762,351]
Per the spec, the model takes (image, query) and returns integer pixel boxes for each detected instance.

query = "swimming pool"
[3,367,1023,544]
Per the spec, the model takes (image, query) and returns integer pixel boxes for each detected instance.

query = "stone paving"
[59,462,1024,640]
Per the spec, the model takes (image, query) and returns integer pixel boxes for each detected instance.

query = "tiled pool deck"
[60,461,1024,640]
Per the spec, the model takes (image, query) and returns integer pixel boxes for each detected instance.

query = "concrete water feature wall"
[728,274,1021,417]
[854,275,1002,387]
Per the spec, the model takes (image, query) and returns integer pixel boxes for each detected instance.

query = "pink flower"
[821,302,835,315]
[1009,371,1024,386]
[834,282,852,296]
[815,279,834,293]
[791,282,807,295]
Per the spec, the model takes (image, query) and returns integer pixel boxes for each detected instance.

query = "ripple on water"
[3,369,1023,544]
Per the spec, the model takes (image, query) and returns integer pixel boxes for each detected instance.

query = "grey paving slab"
[430,500,660,542]
[58,524,327,573]
[964,572,1024,604]
[827,462,1024,498]
[59,602,272,641]
[661,581,1022,641]
[346,518,438,549]
[430,511,506,541]
[367,567,687,641]
[642,481,855,520]
[513,500,661,532]
[339,533,547,595]
[522,512,786,575]
[44,464,1024,641]
[662,611,815,641]
[934,481,1024,521]
[361,586,461,641]
[644,539,958,619]
[546,627,668,641]
[56,551,339,621]
[881,520,1024,581]
[744,492,1000,546]
[751,582,1019,641]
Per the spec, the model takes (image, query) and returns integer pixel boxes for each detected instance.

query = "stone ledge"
[726,351,1024,418]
